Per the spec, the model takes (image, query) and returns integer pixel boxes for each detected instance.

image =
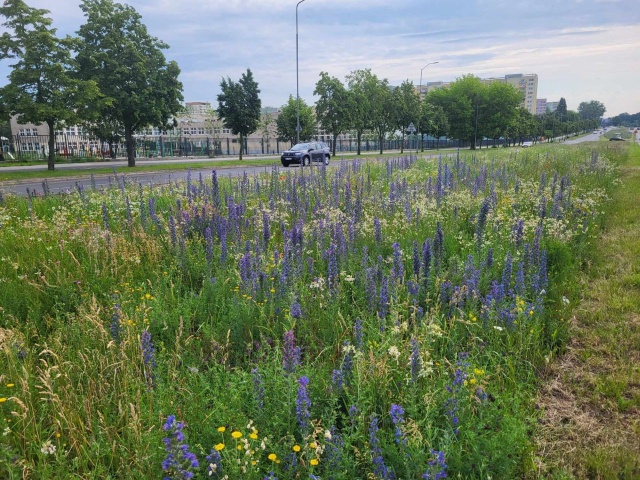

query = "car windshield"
[290,143,310,151]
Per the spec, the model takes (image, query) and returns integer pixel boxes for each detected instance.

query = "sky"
[2,0,640,117]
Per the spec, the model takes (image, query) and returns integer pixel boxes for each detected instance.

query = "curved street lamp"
[418,61,438,151]
[296,0,307,145]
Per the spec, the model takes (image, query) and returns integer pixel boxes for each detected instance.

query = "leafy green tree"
[367,74,394,154]
[556,97,568,119]
[420,102,449,149]
[345,69,376,155]
[75,0,183,167]
[392,80,420,153]
[0,0,100,170]
[483,82,522,146]
[276,95,315,146]
[217,69,261,161]
[427,75,479,148]
[578,100,606,121]
[314,72,351,156]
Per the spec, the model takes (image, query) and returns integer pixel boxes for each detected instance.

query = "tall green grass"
[0,144,619,479]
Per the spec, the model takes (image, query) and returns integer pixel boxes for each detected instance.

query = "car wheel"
[323,155,330,165]
[281,160,290,167]
[302,155,310,166]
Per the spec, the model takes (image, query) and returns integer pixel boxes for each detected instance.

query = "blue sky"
[3,0,640,117]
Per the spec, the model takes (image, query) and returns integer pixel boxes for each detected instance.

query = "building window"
[198,128,205,135]
[222,128,231,134]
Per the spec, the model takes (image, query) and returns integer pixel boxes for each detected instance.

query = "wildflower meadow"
[0,143,622,478]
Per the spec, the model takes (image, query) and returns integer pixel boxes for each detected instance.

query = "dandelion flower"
[217,426,226,433]
[0,398,7,403]
[293,445,301,452]
[309,442,317,449]
[268,453,277,462]
[310,459,319,466]
[231,431,242,439]
[249,433,258,440]
[6,384,14,388]
[214,443,225,451]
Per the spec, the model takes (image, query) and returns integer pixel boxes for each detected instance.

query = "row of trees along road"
[0,0,183,169]
[0,1,607,168]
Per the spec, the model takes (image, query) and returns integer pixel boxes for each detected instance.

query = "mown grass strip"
[534,143,640,479]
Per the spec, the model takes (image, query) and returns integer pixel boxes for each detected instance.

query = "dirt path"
[533,145,640,479]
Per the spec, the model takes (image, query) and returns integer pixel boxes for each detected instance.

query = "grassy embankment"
[534,141,640,478]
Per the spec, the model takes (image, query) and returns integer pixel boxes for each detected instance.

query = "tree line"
[0,0,607,169]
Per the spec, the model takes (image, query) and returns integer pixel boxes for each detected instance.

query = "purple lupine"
[501,252,513,293]
[412,241,421,277]
[296,376,311,435]
[538,249,548,291]
[485,247,494,268]
[125,196,133,225]
[463,255,480,301]
[369,416,394,479]
[219,217,228,265]
[390,404,406,445]
[162,415,199,479]
[443,353,469,435]
[205,449,224,479]
[365,267,377,313]
[168,216,177,248]
[512,218,524,246]
[422,450,447,479]
[410,338,422,382]
[331,369,344,391]
[421,239,432,289]
[282,330,301,375]
[538,196,547,219]
[252,367,265,410]
[290,301,302,319]
[391,242,404,283]
[374,218,382,245]
[262,211,271,248]
[204,226,214,268]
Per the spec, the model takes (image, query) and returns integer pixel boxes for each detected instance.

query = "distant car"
[609,136,625,141]
[521,141,533,147]
[281,142,330,167]
[592,131,599,134]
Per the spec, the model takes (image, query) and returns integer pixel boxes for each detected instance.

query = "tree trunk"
[47,119,55,171]
[379,133,384,155]
[125,125,136,167]
[332,132,338,157]
[239,133,244,161]
[357,130,362,155]
[400,131,405,154]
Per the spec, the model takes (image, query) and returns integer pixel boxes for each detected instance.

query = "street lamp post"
[296,0,307,145]
[418,61,438,151]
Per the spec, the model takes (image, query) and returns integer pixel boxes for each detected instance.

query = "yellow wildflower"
[293,445,301,452]
[0,397,7,403]
[215,443,225,451]
[217,426,226,433]
[249,433,258,440]
[231,431,242,439]
[6,384,14,388]
[310,459,319,466]
[268,453,277,462]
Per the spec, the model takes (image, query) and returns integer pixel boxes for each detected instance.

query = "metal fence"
[7,133,509,161]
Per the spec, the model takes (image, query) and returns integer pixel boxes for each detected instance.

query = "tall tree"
[427,76,477,148]
[0,0,100,170]
[392,79,420,153]
[75,0,183,167]
[578,100,606,120]
[556,97,568,120]
[420,102,449,150]
[345,69,375,155]
[314,72,351,156]
[483,82,522,147]
[367,74,394,154]
[217,69,261,161]
[276,95,315,146]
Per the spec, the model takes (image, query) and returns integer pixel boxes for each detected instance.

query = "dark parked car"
[609,136,625,141]
[281,142,330,167]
